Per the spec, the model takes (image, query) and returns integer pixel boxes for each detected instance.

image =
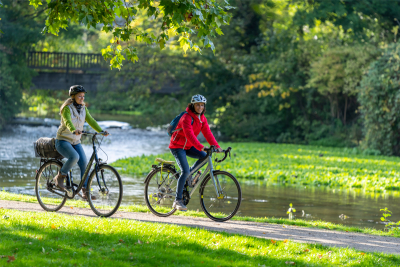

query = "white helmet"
[191,94,207,104]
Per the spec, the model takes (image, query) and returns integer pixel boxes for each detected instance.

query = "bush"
[358,43,400,155]
[216,86,297,142]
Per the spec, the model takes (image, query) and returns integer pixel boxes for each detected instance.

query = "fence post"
[66,53,70,74]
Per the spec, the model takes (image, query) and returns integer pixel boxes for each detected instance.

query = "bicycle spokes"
[145,167,178,216]
[87,165,123,217]
[35,161,67,212]
[200,171,242,222]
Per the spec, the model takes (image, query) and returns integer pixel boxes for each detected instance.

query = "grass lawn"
[1,208,399,267]
[113,142,400,192]
[2,191,400,238]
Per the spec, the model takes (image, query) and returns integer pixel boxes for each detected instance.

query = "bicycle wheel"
[35,160,67,212]
[144,166,178,217]
[87,165,123,217]
[199,170,242,222]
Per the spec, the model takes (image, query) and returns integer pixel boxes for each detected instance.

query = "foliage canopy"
[29,0,234,69]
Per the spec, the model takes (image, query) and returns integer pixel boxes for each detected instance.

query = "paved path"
[1,200,399,254]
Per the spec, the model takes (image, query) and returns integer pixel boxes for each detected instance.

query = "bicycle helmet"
[69,85,87,96]
[191,94,207,104]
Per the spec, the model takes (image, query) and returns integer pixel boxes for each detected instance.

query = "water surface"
[1,121,399,229]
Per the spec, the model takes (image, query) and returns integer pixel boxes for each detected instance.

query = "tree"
[29,0,234,69]
[292,0,400,42]
[307,44,380,125]
[0,0,47,127]
[0,52,21,128]
[358,44,400,155]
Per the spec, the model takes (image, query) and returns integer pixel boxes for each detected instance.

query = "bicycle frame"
[158,147,228,200]
[65,132,107,199]
[185,154,223,198]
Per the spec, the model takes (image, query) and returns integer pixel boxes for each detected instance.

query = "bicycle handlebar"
[204,146,232,163]
[72,131,108,136]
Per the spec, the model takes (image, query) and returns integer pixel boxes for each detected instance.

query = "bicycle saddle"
[155,158,175,165]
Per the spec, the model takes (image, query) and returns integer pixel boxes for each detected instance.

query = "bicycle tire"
[199,170,242,222]
[87,164,123,217]
[144,166,178,217]
[35,160,67,212]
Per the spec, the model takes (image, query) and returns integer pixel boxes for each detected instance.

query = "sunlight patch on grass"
[1,190,400,238]
[0,208,399,266]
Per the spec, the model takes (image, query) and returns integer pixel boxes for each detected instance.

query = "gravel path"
[1,199,399,254]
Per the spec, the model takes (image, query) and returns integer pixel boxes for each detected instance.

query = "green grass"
[113,142,400,192]
[0,208,399,266]
[2,191,400,238]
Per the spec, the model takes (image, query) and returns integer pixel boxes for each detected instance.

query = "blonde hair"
[60,98,73,114]
[59,95,85,114]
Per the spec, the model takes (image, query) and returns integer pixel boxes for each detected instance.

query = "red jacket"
[169,107,220,150]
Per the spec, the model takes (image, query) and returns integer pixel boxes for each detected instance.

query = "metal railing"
[27,51,109,72]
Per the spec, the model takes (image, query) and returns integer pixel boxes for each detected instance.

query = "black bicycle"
[144,146,241,222]
[35,131,123,217]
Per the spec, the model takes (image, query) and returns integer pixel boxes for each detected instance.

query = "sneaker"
[172,200,188,211]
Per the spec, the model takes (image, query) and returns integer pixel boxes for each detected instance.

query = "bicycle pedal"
[77,193,87,201]
[66,189,74,198]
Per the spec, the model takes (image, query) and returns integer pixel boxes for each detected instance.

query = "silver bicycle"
[144,146,241,222]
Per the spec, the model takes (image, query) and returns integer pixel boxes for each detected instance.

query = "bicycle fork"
[95,164,109,197]
[93,146,109,197]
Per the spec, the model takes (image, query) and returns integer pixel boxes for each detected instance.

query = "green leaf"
[115,7,122,17]
[29,0,43,8]
[194,10,204,21]
[159,38,166,50]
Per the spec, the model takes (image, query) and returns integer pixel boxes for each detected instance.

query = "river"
[1,119,399,229]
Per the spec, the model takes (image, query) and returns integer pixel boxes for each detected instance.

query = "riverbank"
[113,142,400,192]
[1,191,399,238]
[1,201,400,267]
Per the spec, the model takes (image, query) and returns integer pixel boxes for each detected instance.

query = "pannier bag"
[34,137,64,159]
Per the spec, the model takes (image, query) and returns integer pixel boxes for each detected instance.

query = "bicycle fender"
[199,170,221,188]
[35,159,62,180]
[90,163,107,174]
[143,165,177,184]
[98,163,108,168]
[143,169,157,184]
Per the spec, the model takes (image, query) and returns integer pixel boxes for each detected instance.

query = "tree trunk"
[335,94,339,120]
[344,95,348,125]
[328,94,335,118]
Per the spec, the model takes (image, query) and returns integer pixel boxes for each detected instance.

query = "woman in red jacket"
[169,94,223,211]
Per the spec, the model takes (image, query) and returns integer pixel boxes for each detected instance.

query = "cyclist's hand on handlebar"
[215,147,223,153]
[103,131,110,136]
[73,130,82,135]
[201,146,209,152]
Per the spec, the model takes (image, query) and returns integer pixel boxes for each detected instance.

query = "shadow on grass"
[0,215,372,267]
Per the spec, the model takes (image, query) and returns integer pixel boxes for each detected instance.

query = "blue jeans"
[170,147,207,201]
[55,140,89,188]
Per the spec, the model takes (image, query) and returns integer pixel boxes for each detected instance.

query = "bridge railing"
[27,51,109,72]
